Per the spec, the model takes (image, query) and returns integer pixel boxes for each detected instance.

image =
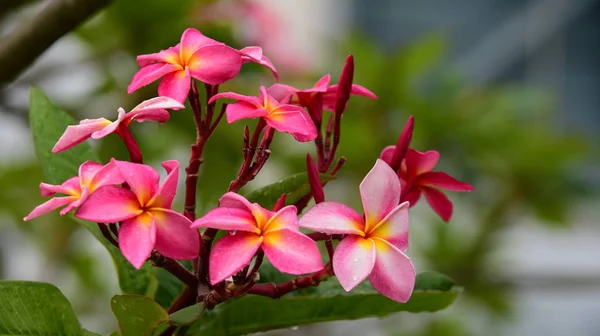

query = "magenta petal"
[23,196,75,221]
[225,102,268,124]
[416,171,475,192]
[360,159,401,230]
[90,109,124,140]
[332,235,376,292]
[148,160,179,209]
[311,75,331,92]
[369,238,415,303]
[208,91,262,106]
[131,96,185,112]
[188,45,242,85]
[350,84,377,99]
[262,228,324,275]
[78,161,103,185]
[127,63,180,94]
[263,205,299,234]
[218,192,274,223]
[379,146,395,166]
[402,188,422,208]
[152,209,199,260]
[266,84,297,102]
[112,160,159,205]
[119,213,157,269]
[370,202,410,251]
[209,231,262,285]
[74,185,141,223]
[239,46,263,60]
[267,105,317,141]
[158,69,191,104]
[86,161,124,191]
[52,119,110,153]
[299,201,365,235]
[180,28,221,62]
[422,187,453,222]
[125,96,185,124]
[137,46,179,67]
[406,149,439,176]
[191,207,258,232]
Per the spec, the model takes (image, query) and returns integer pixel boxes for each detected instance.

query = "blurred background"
[1,0,599,335]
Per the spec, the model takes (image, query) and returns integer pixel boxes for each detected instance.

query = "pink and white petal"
[405,149,439,176]
[158,69,191,104]
[422,187,453,222]
[191,207,259,233]
[127,63,180,94]
[208,91,262,107]
[51,119,110,153]
[225,102,268,124]
[152,209,199,260]
[369,238,415,303]
[266,84,297,102]
[379,146,396,166]
[23,196,76,221]
[180,28,221,63]
[333,235,376,292]
[209,231,263,285]
[262,228,324,274]
[112,159,159,205]
[369,201,410,251]
[299,201,365,235]
[74,185,142,223]
[136,46,180,67]
[263,205,299,234]
[360,159,401,230]
[415,171,475,192]
[187,45,242,85]
[118,213,157,269]
[125,109,171,124]
[267,105,317,141]
[148,160,179,209]
[131,96,185,112]
[86,161,124,192]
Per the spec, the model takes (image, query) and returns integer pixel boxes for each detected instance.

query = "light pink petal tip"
[209,231,262,285]
[52,119,109,153]
[333,235,376,292]
[132,96,185,112]
[188,45,242,85]
[153,209,199,260]
[299,201,364,235]
[369,239,415,303]
[262,228,323,275]
[23,197,74,221]
[119,214,157,269]
[360,159,401,228]
[370,201,410,251]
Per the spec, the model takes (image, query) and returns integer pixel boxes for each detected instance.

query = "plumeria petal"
[379,146,395,166]
[78,161,103,186]
[209,91,262,107]
[187,45,242,85]
[23,196,76,221]
[225,102,268,123]
[60,186,90,215]
[422,187,453,222]
[266,105,317,141]
[136,46,180,67]
[369,238,415,303]
[262,205,299,234]
[40,178,78,197]
[266,83,297,102]
[332,235,376,292]
[148,160,179,209]
[218,192,274,227]
[369,202,410,251]
[180,28,221,63]
[86,161,124,192]
[112,160,159,206]
[158,69,191,103]
[209,231,263,284]
[415,171,475,192]
[90,108,125,140]
[401,188,421,208]
[262,228,323,274]
[299,201,365,235]
[125,96,185,124]
[360,159,401,231]
[119,212,157,269]
[52,118,111,153]
[127,63,181,94]
[406,149,439,176]
[152,209,199,260]
[240,47,279,81]
[74,185,142,223]
[191,207,259,233]
[131,96,185,112]
[311,75,331,92]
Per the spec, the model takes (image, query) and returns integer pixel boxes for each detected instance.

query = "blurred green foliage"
[0,0,594,335]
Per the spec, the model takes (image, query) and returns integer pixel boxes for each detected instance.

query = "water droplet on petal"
[230,230,237,236]
[353,257,359,263]
[289,326,299,331]
[352,275,358,281]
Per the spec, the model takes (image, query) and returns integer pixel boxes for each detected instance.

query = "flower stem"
[150,251,197,289]
[116,124,143,164]
[248,264,334,299]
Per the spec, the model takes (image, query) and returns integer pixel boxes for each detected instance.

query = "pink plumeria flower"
[128,28,243,103]
[239,46,279,81]
[75,160,199,269]
[209,86,317,142]
[24,161,124,221]
[52,97,184,153]
[381,147,475,222]
[268,74,377,112]
[299,159,416,303]
[192,192,323,285]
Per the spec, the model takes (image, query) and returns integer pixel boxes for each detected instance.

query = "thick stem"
[183,81,205,221]
[116,125,143,164]
[307,232,343,241]
[149,251,197,290]
[248,264,334,299]
[98,223,118,247]
[245,249,264,282]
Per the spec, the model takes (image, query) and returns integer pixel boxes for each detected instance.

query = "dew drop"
[352,275,358,281]
[353,257,359,263]
[289,326,299,331]
[230,230,237,235]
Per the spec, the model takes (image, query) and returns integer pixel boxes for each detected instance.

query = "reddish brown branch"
[150,251,198,290]
[248,265,334,299]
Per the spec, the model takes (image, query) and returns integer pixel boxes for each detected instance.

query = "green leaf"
[169,303,205,325]
[243,172,336,209]
[28,87,154,296]
[183,272,461,336]
[111,295,169,336]
[0,281,82,335]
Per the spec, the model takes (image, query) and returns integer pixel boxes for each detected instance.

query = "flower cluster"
[25,28,473,306]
